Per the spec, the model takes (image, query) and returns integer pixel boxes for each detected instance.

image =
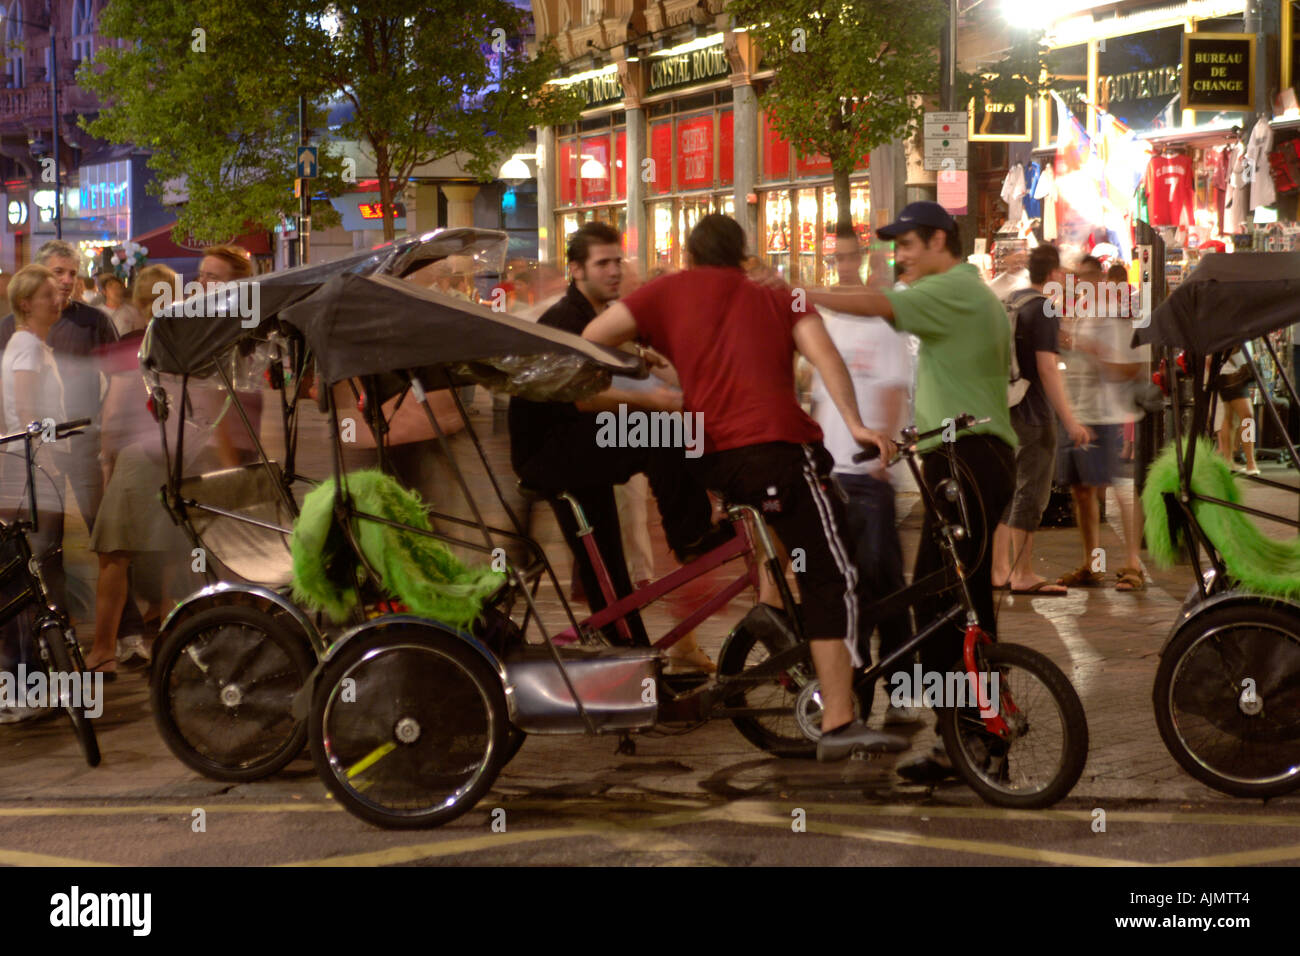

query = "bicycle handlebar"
[0,417,91,446]
[851,413,988,464]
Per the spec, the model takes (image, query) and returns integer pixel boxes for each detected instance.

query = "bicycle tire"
[308,624,509,829]
[1152,603,1300,799]
[40,620,100,767]
[151,606,315,782]
[940,642,1088,809]
[718,606,872,758]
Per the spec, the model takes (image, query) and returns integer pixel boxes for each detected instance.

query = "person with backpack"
[991,243,1093,595]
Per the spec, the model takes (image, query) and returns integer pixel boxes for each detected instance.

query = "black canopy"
[140,228,510,376]
[1135,252,1300,353]
[278,272,641,387]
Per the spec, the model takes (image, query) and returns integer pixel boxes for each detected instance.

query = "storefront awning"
[130,221,272,258]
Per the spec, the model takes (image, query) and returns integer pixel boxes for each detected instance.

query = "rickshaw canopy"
[1136,251,1300,354]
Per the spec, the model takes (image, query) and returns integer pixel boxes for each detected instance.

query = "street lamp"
[0,4,62,239]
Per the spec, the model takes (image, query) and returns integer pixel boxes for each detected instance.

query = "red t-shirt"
[621,267,822,454]
[1144,154,1195,227]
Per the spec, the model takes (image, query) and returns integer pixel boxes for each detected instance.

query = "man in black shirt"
[509,223,716,654]
[991,243,1092,594]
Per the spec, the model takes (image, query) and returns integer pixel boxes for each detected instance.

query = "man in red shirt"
[583,214,903,760]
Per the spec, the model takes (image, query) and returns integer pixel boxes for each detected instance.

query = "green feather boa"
[290,469,504,628]
[1142,439,1300,599]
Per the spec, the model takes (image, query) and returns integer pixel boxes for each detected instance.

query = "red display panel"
[580,134,611,204]
[795,150,834,176]
[719,110,734,186]
[649,121,673,194]
[558,140,578,205]
[762,113,790,180]
[615,129,627,199]
[676,115,714,190]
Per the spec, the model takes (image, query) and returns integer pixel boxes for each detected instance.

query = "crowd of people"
[0,240,256,722]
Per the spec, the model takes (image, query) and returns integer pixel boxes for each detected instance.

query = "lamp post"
[2,4,62,238]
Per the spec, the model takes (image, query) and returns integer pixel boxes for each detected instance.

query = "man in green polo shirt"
[791,201,1017,783]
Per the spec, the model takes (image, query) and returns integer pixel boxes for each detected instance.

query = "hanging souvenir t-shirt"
[1246,116,1277,211]
[1224,142,1249,234]
[1001,164,1026,222]
[1143,154,1195,227]
[1023,161,1043,219]
[1034,164,1057,239]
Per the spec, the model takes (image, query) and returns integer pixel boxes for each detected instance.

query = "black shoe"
[672,521,736,564]
[816,721,909,762]
[896,746,957,784]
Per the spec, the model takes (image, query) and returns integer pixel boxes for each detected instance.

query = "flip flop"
[1010,581,1069,596]
[82,657,119,683]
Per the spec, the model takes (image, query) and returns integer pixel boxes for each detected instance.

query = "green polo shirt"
[883,263,1017,452]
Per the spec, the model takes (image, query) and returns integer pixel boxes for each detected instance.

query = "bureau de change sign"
[1181,32,1255,113]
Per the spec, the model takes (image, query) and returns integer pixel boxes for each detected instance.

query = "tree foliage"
[728,0,949,232]
[84,0,582,243]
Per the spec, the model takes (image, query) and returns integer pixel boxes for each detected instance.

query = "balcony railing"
[0,84,51,120]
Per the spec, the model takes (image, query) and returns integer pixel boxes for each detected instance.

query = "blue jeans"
[836,472,910,666]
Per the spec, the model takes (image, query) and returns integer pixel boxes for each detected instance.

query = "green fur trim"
[291,469,505,628]
[1142,439,1300,598]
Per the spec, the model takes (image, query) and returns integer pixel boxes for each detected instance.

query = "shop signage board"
[576,69,624,108]
[969,95,1032,142]
[924,111,968,171]
[1181,32,1256,113]
[647,43,730,94]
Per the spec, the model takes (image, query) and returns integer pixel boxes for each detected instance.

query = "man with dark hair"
[584,213,904,759]
[508,222,719,662]
[991,243,1092,595]
[780,201,1020,780]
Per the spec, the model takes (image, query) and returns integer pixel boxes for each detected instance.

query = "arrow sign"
[297,146,319,178]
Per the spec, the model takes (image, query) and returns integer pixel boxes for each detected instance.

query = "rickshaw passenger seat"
[516,481,592,533]
[178,461,297,588]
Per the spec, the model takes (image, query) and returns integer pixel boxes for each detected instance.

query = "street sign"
[297,147,319,178]
[923,111,968,171]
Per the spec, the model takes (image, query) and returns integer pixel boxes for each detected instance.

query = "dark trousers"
[837,472,910,665]
[913,435,1015,676]
[516,422,713,646]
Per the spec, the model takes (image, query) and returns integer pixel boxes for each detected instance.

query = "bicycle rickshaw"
[1136,250,1300,798]
[270,270,1089,829]
[142,228,512,782]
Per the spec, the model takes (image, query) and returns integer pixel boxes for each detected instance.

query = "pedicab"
[1137,250,1300,797]
[277,271,1090,829]
[142,228,512,782]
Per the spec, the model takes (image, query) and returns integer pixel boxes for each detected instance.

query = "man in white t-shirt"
[810,228,914,700]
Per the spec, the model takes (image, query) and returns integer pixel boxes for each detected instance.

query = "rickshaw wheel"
[308,624,509,829]
[151,606,314,782]
[718,613,871,758]
[1153,603,1300,798]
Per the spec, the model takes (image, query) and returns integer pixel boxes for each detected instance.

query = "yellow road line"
[280,826,601,866]
[0,848,115,867]
[1162,843,1300,866]
[797,802,1300,829]
[0,804,341,817]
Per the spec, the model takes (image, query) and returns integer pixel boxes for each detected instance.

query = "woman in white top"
[0,265,72,704]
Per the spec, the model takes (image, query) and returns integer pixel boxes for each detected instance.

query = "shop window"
[615,130,627,199]
[763,191,792,276]
[650,201,674,270]
[580,134,611,204]
[558,140,578,205]
[719,111,734,186]
[676,114,714,190]
[649,121,673,195]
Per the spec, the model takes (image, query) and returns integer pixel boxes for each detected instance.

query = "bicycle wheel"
[1153,603,1300,798]
[940,642,1088,809]
[151,606,315,782]
[40,620,100,767]
[718,605,871,758]
[308,624,509,829]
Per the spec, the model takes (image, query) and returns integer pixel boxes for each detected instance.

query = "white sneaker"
[117,635,150,667]
[0,704,41,724]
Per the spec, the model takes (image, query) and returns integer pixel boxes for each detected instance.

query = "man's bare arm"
[582,302,638,348]
[804,287,896,323]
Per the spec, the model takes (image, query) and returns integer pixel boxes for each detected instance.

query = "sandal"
[1115,567,1146,592]
[1057,566,1103,588]
[82,657,118,682]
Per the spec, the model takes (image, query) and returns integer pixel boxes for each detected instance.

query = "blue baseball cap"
[876,201,957,239]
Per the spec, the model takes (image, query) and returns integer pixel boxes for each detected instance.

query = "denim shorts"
[1059,423,1123,488]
